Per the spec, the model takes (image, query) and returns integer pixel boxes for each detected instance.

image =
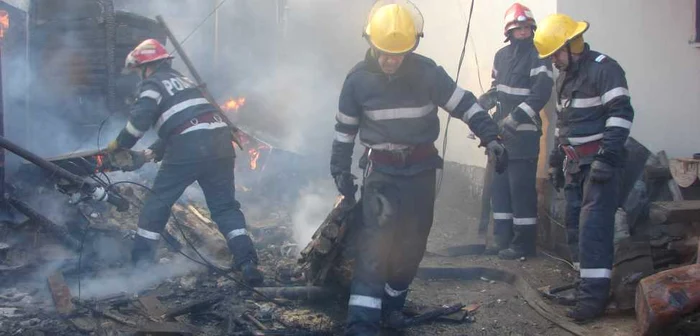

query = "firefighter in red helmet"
[479,3,553,260]
[106,39,264,285]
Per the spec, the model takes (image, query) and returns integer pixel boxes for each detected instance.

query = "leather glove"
[333,172,358,199]
[148,140,166,163]
[106,140,120,153]
[500,115,519,141]
[589,160,615,184]
[477,87,497,110]
[486,140,508,174]
[108,149,148,172]
[548,167,565,192]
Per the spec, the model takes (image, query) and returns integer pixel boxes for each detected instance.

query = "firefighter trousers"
[564,163,620,308]
[491,158,538,254]
[131,155,258,268]
[345,169,436,336]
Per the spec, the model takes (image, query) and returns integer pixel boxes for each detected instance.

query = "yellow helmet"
[533,13,589,59]
[364,1,424,55]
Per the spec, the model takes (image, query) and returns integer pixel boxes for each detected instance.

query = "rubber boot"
[483,234,509,255]
[131,235,159,267]
[498,247,526,260]
[566,301,606,323]
[240,261,264,287]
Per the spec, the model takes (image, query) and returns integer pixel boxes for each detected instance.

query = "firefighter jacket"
[489,39,554,159]
[331,50,500,176]
[115,66,234,164]
[555,44,634,167]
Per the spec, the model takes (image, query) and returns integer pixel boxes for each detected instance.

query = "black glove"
[548,167,565,192]
[148,140,166,163]
[589,160,614,183]
[333,172,358,199]
[486,140,508,174]
[549,146,565,169]
[477,87,498,111]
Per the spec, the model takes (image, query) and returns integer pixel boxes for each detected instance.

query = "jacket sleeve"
[330,75,361,176]
[595,61,634,166]
[115,82,163,149]
[510,55,554,125]
[432,66,499,146]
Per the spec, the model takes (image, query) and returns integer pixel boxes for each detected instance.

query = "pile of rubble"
[0,160,347,335]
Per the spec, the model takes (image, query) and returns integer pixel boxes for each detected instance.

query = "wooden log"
[670,158,700,188]
[186,204,213,225]
[658,151,684,201]
[650,201,700,224]
[321,222,340,240]
[313,236,332,255]
[636,263,700,336]
[168,204,228,259]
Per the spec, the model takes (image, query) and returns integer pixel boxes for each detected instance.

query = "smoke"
[291,179,338,248]
[69,254,204,299]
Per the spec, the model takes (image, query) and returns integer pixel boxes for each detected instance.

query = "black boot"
[566,301,606,323]
[484,235,509,255]
[131,235,159,267]
[498,247,526,260]
[241,261,264,287]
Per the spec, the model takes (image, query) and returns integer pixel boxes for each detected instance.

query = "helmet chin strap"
[565,43,573,71]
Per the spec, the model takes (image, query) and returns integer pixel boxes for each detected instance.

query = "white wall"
[414,0,557,167]
[558,0,700,158]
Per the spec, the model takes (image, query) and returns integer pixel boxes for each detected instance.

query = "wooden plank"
[47,272,74,316]
[651,200,700,223]
[139,295,167,319]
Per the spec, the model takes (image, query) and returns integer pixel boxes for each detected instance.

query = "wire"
[436,0,475,195]
[103,180,284,306]
[540,250,577,271]
[173,0,230,50]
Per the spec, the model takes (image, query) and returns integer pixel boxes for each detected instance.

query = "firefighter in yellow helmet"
[331,1,506,334]
[535,14,635,322]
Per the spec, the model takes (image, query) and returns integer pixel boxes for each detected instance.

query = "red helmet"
[503,3,536,37]
[123,39,173,73]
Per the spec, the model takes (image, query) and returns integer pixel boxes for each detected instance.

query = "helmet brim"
[538,20,589,59]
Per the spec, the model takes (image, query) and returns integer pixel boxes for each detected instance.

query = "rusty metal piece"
[47,272,74,316]
[139,295,167,320]
[243,312,267,331]
[636,263,700,336]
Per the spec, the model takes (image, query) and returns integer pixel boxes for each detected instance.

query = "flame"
[248,147,261,170]
[95,154,104,172]
[222,97,246,111]
[0,11,9,41]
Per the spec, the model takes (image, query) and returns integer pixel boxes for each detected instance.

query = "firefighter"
[479,3,553,260]
[331,2,507,334]
[534,14,634,321]
[105,39,263,286]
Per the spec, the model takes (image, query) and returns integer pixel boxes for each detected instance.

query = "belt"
[560,140,601,161]
[367,144,438,167]
[170,112,222,136]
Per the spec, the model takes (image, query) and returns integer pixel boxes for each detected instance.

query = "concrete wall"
[413,0,557,168]
[558,0,700,158]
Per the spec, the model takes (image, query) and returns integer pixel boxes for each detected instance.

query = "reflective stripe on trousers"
[491,159,538,253]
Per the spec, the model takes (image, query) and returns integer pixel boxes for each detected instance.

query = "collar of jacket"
[567,43,592,74]
[363,48,414,78]
[508,36,535,54]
